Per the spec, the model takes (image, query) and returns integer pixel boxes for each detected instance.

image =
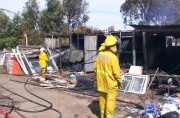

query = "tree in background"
[120,0,180,25]
[21,0,44,45]
[0,11,12,38]
[39,0,64,33]
[74,26,101,34]
[62,0,89,31]
[21,0,39,33]
[0,11,19,49]
[11,13,23,39]
[0,0,91,48]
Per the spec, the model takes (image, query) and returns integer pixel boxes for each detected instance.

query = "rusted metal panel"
[84,36,97,72]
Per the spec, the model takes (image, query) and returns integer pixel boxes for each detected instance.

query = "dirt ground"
[0,74,165,118]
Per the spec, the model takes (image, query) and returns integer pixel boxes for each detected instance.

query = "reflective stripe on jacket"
[39,51,48,67]
[94,51,122,93]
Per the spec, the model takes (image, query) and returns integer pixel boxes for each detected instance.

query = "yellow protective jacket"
[39,51,48,67]
[94,50,122,93]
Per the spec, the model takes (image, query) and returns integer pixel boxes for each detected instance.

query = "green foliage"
[61,26,99,35]
[0,12,12,38]
[39,0,89,33]
[39,0,64,33]
[20,0,44,45]
[74,26,100,34]
[21,0,39,33]
[62,0,89,30]
[0,0,91,49]
[0,12,20,49]
[11,13,23,39]
[120,0,180,25]
[0,37,18,49]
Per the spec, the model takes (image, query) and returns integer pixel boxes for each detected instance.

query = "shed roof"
[131,25,180,36]
[131,25,180,31]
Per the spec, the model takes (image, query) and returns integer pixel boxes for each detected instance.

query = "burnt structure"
[60,26,180,74]
[115,25,180,74]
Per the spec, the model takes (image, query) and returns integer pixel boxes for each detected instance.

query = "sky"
[0,0,133,31]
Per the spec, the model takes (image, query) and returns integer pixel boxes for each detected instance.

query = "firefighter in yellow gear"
[94,35,122,118]
[39,47,48,77]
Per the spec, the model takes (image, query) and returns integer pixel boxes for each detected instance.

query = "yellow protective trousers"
[99,91,117,118]
[41,67,47,76]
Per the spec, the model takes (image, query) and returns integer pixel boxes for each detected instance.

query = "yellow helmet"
[98,44,105,51]
[103,35,117,46]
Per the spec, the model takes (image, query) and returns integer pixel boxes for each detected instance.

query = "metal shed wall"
[84,36,97,72]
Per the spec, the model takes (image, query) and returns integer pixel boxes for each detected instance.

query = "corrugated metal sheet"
[84,36,97,72]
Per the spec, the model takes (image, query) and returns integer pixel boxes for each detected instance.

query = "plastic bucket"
[69,74,77,84]
[69,74,76,80]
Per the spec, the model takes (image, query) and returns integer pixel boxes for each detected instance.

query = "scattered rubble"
[0,42,179,117]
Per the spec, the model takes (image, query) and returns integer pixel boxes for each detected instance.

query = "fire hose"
[0,78,62,118]
[0,109,15,118]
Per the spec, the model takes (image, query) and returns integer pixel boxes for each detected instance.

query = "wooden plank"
[132,30,136,65]
[142,32,148,70]
[147,68,159,91]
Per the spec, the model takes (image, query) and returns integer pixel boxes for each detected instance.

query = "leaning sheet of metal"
[12,49,28,75]
[16,46,30,75]
[0,51,6,65]
[84,35,97,72]
[18,46,42,75]
[46,47,58,71]
[23,53,37,76]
